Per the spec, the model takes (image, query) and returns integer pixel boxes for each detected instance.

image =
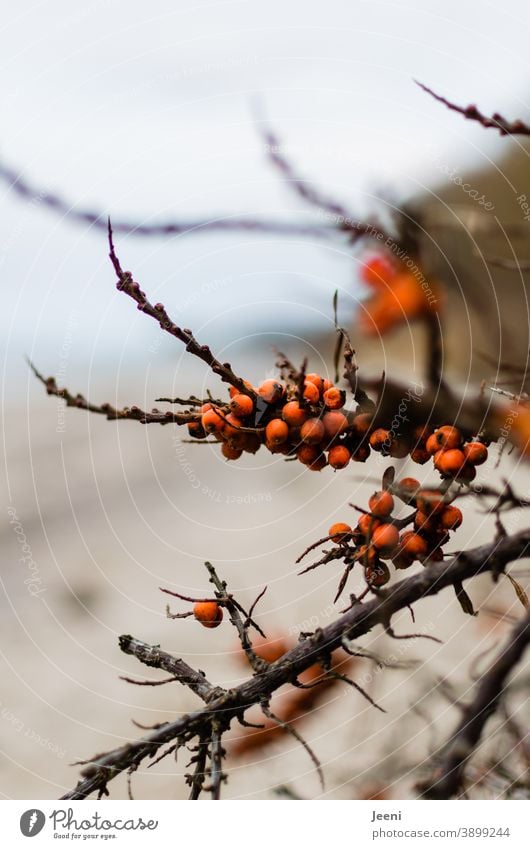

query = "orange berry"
[222,443,243,460]
[242,433,262,454]
[371,523,399,555]
[397,477,420,501]
[410,447,430,464]
[282,401,308,427]
[322,411,349,439]
[427,426,462,453]
[229,380,254,399]
[414,510,439,535]
[368,490,394,518]
[361,254,397,288]
[200,402,213,412]
[426,433,440,455]
[392,552,415,570]
[322,379,333,392]
[364,561,391,586]
[440,505,463,530]
[438,448,466,476]
[323,387,345,409]
[369,428,391,451]
[296,444,320,465]
[222,412,243,437]
[265,418,289,446]
[352,413,373,435]
[300,418,326,445]
[258,379,285,404]
[433,449,446,471]
[357,514,381,537]
[303,381,320,404]
[201,408,225,434]
[463,442,488,466]
[328,522,352,543]
[398,531,428,558]
[193,601,223,629]
[456,463,477,482]
[308,453,328,471]
[230,394,254,418]
[305,373,324,392]
[187,421,206,439]
[437,426,463,449]
[413,424,433,442]
[388,439,410,459]
[399,476,420,490]
[352,444,371,462]
[328,445,351,469]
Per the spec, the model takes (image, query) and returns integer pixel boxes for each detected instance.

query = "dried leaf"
[506,573,529,609]
[454,581,477,616]
[382,466,396,491]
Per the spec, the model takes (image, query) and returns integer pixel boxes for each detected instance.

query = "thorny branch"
[416,81,530,137]
[61,529,530,800]
[108,221,256,399]
[419,606,530,799]
[28,360,199,426]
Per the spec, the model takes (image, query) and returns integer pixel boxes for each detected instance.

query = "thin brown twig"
[416,81,530,136]
[28,360,198,426]
[108,221,256,399]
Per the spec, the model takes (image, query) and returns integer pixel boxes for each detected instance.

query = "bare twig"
[118,635,224,703]
[205,561,267,670]
[416,81,530,136]
[0,159,336,239]
[261,701,324,789]
[28,360,198,426]
[419,606,530,799]
[108,221,256,399]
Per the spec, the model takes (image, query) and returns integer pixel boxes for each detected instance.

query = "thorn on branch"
[261,701,325,790]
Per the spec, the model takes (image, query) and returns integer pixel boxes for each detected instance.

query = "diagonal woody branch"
[61,529,530,800]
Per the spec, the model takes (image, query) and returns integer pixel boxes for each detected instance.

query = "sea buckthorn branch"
[418,606,530,799]
[204,561,269,672]
[28,360,198,426]
[416,81,530,137]
[160,562,268,670]
[108,221,256,400]
[0,159,337,239]
[259,122,397,246]
[118,635,224,703]
[61,529,530,800]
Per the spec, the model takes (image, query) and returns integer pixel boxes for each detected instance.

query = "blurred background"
[1,0,529,800]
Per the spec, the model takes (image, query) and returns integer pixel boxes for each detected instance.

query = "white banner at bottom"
[1,799,527,848]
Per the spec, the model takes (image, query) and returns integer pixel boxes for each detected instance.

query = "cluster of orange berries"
[369,424,488,481]
[327,479,464,588]
[188,373,374,470]
[188,372,489,480]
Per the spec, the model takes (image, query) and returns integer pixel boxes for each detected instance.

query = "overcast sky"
[2,0,530,396]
